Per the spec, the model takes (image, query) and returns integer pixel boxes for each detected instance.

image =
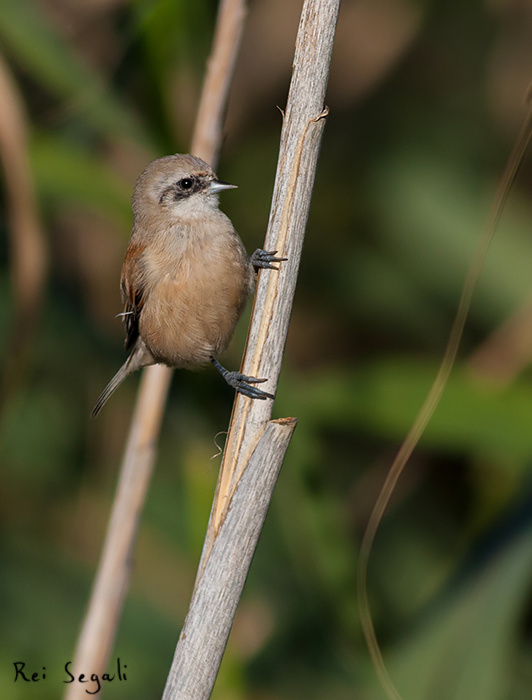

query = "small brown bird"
[92,154,284,417]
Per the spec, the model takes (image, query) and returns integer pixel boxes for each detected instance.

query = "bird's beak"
[209,179,238,193]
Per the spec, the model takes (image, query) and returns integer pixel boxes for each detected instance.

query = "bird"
[91,153,285,418]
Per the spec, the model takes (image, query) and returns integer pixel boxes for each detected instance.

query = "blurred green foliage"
[2,0,532,698]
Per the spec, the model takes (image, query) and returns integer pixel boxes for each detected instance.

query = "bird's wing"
[120,242,147,352]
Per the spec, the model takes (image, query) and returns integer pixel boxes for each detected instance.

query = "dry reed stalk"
[204,0,339,555]
[162,2,340,698]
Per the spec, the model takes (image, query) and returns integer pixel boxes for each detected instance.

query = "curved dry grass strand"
[357,104,532,700]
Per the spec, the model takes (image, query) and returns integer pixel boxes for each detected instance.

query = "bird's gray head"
[132,154,237,220]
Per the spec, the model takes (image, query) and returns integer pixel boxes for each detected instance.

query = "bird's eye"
[179,178,193,189]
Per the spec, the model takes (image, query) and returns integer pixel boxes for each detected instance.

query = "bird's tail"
[91,360,133,418]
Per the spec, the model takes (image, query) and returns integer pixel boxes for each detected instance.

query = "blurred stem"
[65,1,248,696]
[0,51,47,413]
[468,300,532,384]
[163,1,340,698]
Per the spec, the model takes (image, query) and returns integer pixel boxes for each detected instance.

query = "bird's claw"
[251,249,287,271]
[225,371,275,400]
[211,356,275,400]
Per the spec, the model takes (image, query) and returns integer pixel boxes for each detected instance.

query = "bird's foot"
[211,357,274,400]
[251,249,287,271]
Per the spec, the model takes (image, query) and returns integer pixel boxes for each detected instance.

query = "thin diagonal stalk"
[163,418,297,699]
[66,2,247,696]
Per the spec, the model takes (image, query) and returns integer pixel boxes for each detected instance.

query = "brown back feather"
[120,242,147,352]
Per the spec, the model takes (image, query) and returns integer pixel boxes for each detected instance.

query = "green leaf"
[279,361,532,462]
[30,133,132,225]
[0,0,153,147]
[384,523,532,700]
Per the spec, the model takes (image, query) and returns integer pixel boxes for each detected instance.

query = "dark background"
[2,0,532,698]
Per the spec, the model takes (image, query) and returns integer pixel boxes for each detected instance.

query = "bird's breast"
[139,231,253,368]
